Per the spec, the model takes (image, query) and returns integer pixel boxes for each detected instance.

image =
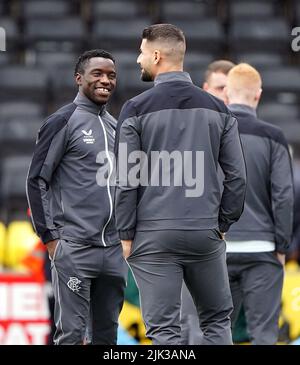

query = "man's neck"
[228,98,257,109]
[75,91,106,115]
[155,64,183,77]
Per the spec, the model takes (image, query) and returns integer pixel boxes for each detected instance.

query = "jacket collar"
[228,103,257,117]
[154,71,193,86]
[73,91,106,116]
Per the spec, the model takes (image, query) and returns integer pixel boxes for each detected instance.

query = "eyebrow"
[90,68,116,73]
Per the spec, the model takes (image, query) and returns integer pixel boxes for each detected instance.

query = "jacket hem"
[61,235,120,247]
[226,230,275,242]
[136,218,219,231]
[119,229,135,240]
[41,230,60,245]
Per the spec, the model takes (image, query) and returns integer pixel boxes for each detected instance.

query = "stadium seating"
[187,67,207,87]
[0,2,4,16]
[0,17,19,51]
[258,102,300,123]
[260,66,300,98]
[117,65,151,104]
[296,2,300,22]
[0,101,44,120]
[113,50,139,71]
[0,66,48,104]
[91,18,151,51]
[50,66,77,111]
[229,18,291,53]
[24,17,86,52]
[258,102,300,143]
[33,50,77,71]
[0,156,32,220]
[163,19,224,53]
[229,0,280,19]
[21,0,78,19]
[235,52,285,68]
[184,52,215,70]
[0,118,40,157]
[91,0,142,20]
[161,0,217,20]
[0,51,10,65]
[184,52,215,85]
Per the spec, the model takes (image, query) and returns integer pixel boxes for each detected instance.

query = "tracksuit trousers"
[50,239,127,345]
[180,250,284,345]
[227,252,284,345]
[127,229,233,345]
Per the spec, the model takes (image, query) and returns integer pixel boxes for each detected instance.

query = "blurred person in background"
[26,50,127,345]
[202,60,236,101]
[288,148,300,264]
[224,63,294,345]
[180,59,235,345]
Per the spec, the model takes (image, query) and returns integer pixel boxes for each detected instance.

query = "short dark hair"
[74,49,115,75]
[142,23,185,44]
[204,60,235,82]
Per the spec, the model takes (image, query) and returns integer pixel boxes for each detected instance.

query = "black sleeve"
[270,132,294,253]
[26,114,68,244]
[115,101,140,240]
[218,115,247,232]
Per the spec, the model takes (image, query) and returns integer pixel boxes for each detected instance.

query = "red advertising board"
[0,275,50,345]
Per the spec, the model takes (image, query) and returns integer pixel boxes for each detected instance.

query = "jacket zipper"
[98,113,113,246]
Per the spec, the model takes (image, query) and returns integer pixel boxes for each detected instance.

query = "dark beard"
[141,69,153,82]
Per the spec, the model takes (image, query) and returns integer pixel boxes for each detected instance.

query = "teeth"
[97,88,109,92]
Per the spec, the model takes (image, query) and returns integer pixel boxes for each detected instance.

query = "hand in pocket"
[46,239,59,260]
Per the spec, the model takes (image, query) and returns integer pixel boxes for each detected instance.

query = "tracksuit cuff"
[41,230,60,245]
[275,244,288,255]
[218,221,230,233]
[119,229,135,240]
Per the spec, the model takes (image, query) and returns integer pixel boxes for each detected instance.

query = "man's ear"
[255,88,262,103]
[75,73,82,87]
[153,50,161,65]
[203,82,209,91]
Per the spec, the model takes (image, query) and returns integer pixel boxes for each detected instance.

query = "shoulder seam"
[240,129,288,150]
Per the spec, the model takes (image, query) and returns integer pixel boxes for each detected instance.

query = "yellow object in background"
[3,221,39,269]
[119,301,151,345]
[0,221,6,266]
[281,261,300,340]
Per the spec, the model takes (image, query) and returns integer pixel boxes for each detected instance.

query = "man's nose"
[100,75,110,84]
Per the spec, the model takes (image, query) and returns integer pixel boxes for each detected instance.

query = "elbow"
[240,177,247,201]
[233,173,247,192]
[238,167,247,191]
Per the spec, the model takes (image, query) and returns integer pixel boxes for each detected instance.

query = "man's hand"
[46,239,59,260]
[121,240,133,259]
[275,252,285,266]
